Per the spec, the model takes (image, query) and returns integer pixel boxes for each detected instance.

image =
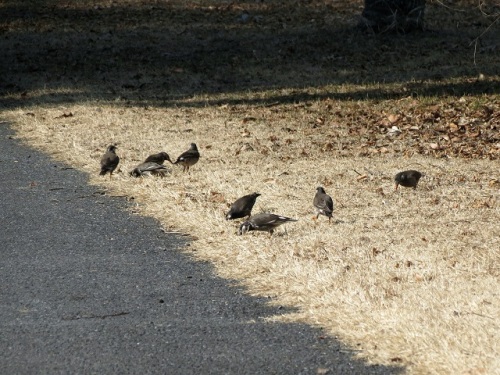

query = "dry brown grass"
[2,0,500,373]
[5,93,500,374]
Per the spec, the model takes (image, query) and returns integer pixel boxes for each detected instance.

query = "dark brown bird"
[174,143,200,172]
[226,193,261,220]
[313,187,334,222]
[129,162,169,177]
[144,151,172,165]
[99,145,120,178]
[238,213,297,235]
[394,170,422,190]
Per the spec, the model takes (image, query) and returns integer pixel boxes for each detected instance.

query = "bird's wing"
[140,162,166,172]
[273,215,297,224]
[183,150,200,160]
[324,196,334,212]
[315,194,333,212]
[102,154,119,167]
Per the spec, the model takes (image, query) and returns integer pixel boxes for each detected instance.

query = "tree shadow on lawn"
[1,0,499,110]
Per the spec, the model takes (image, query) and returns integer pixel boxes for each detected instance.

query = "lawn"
[1,0,499,373]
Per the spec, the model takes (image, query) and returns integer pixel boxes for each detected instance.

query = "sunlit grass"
[2,0,499,372]
[5,90,499,373]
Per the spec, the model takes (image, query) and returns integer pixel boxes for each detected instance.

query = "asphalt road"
[0,123,401,374]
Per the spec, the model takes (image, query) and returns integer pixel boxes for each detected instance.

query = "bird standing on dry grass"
[238,213,298,235]
[144,151,172,165]
[174,143,200,172]
[313,186,334,222]
[129,162,169,177]
[226,192,261,220]
[394,170,422,190]
[99,145,120,178]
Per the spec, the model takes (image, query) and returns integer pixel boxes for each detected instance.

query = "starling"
[99,145,120,178]
[226,192,261,220]
[144,151,172,165]
[174,143,200,172]
[238,213,298,235]
[129,162,169,177]
[394,170,422,190]
[313,187,334,222]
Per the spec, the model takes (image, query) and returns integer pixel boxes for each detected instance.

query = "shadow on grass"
[0,122,405,374]
[1,0,499,110]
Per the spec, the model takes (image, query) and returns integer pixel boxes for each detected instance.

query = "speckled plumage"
[129,162,169,177]
[238,213,297,235]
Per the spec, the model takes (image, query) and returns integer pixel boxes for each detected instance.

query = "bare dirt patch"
[2,1,499,373]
